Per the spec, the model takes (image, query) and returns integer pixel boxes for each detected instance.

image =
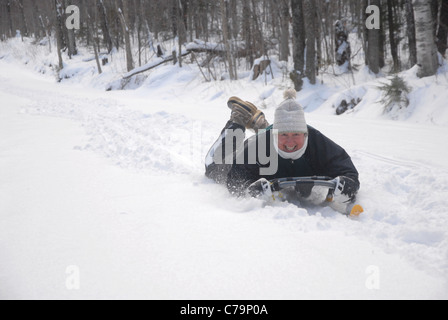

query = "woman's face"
[277,133,306,153]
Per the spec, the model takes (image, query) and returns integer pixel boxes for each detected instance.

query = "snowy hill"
[1,38,448,299]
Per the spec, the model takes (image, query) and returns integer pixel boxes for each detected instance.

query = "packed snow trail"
[0,59,447,299]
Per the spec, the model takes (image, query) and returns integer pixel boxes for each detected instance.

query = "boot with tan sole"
[227,97,269,131]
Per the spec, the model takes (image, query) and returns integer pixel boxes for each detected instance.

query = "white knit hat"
[273,89,308,134]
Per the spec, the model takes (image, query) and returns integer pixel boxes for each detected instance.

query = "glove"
[247,178,273,199]
[333,176,358,203]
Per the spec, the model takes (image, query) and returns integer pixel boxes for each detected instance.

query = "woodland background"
[1,0,447,90]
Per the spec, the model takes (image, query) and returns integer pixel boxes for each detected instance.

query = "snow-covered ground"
[1,38,448,299]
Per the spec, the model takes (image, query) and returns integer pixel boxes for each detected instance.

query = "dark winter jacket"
[227,125,360,196]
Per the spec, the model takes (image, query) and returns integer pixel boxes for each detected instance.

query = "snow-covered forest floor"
[1,37,448,299]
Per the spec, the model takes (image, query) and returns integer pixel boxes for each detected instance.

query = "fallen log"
[122,51,191,79]
[122,40,246,80]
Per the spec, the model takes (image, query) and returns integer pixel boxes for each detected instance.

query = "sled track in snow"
[355,150,429,169]
[19,90,214,176]
[351,150,448,278]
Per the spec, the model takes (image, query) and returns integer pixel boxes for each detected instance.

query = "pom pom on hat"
[283,88,297,100]
[273,89,307,134]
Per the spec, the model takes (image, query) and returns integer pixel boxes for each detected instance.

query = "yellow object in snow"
[349,204,364,217]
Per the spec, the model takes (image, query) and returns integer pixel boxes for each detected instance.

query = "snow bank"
[316,63,448,126]
[3,36,447,127]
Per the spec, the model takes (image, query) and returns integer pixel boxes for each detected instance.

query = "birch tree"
[413,0,439,77]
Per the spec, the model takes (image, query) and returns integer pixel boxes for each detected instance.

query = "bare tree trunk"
[228,0,238,79]
[366,0,381,74]
[135,0,142,66]
[378,4,385,69]
[31,0,45,39]
[97,0,113,53]
[220,0,236,80]
[54,0,64,71]
[387,0,399,73]
[406,0,418,67]
[279,0,290,62]
[413,0,439,77]
[66,0,78,59]
[290,0,305,91]
[67,29,77,58]
[38,14,51,52]
[0,4,4,41]
[116,0,134,72]
[251,0,266,59]
[200,0,209,41]
[171,0,178,37]
[87,10,102,75]
[230,0,238,39]
[315,4,322,74]
[93,37,102,75]
[177,0,188,68]
[18,0,29,37]
[242,1,254,68]
[437,0,448,56]
[303,0,316,84]
[6,0,14,38]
